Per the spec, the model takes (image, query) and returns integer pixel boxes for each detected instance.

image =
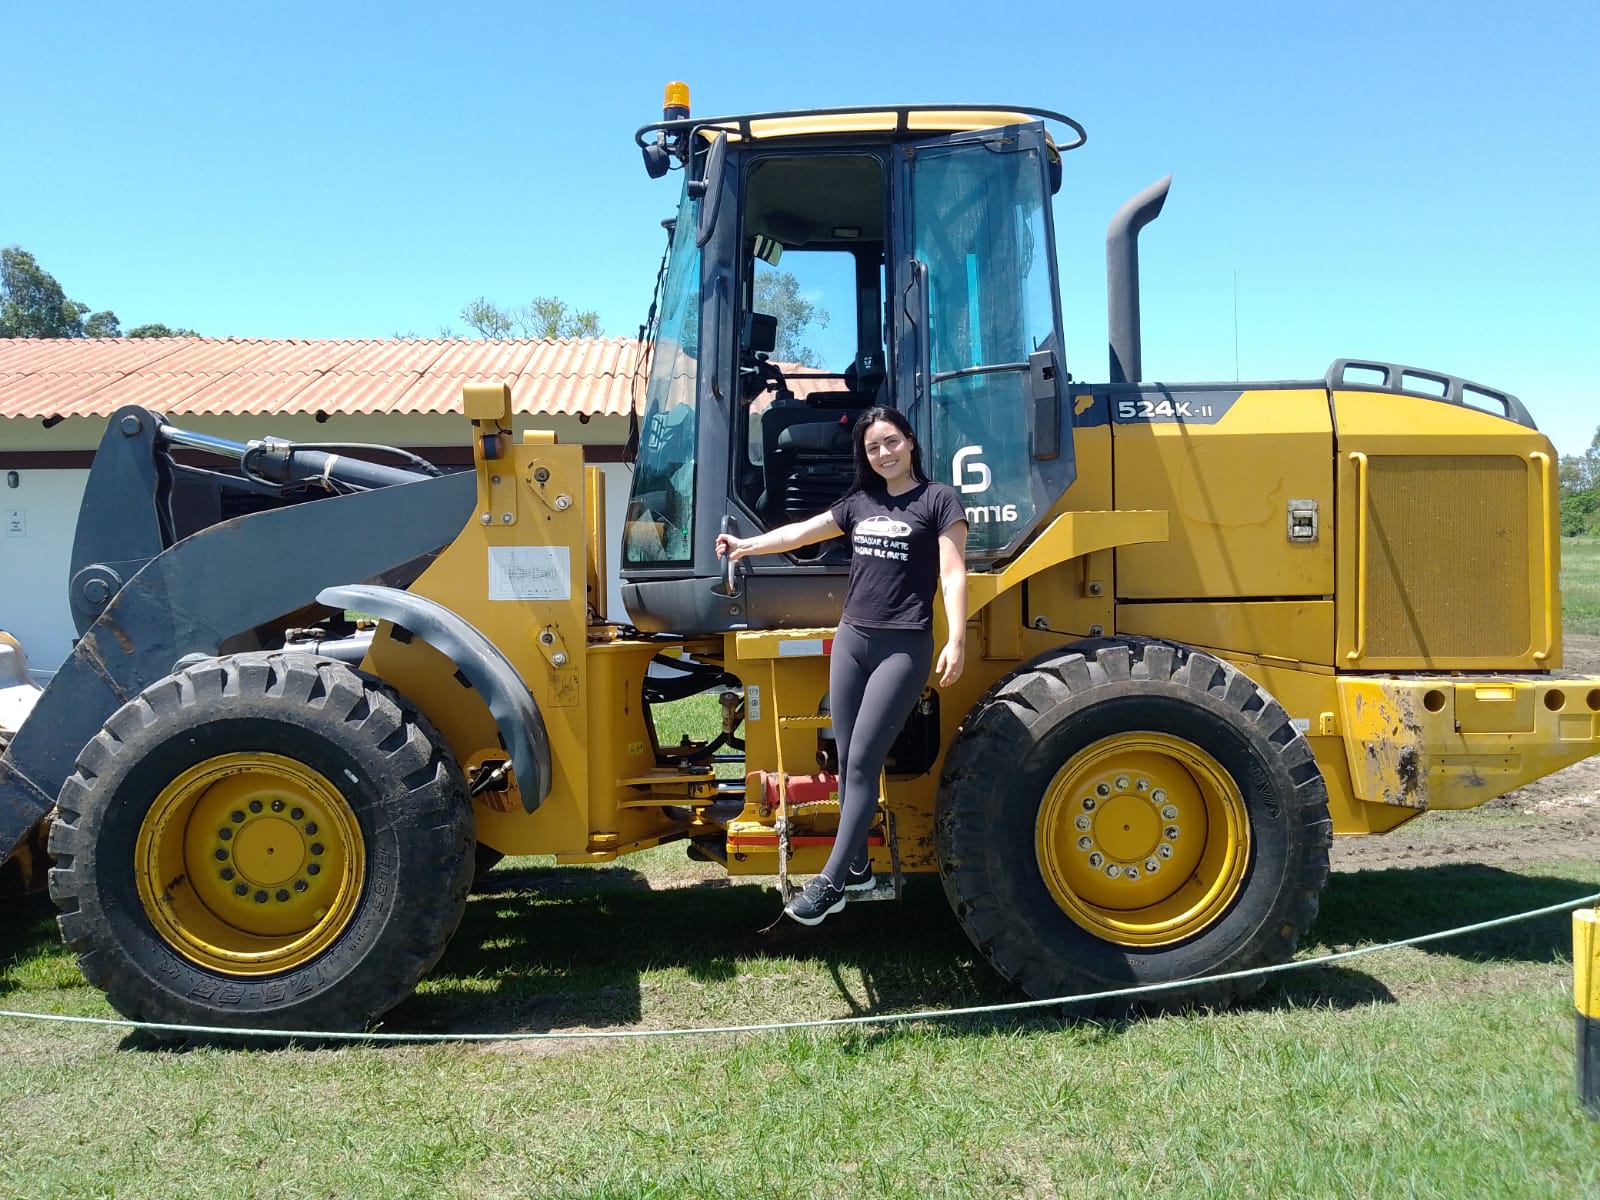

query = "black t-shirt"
[830,481,967,630]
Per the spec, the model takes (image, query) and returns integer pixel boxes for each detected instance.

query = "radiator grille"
[1362,455,1529,659]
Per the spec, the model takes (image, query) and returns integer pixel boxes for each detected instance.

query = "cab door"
[895,122,1075,561]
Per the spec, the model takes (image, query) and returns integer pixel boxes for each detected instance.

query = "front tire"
[936,638,1331,1009]
[48,652,473,1035]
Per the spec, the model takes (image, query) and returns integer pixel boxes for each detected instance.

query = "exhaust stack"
[1107,174,1172,385]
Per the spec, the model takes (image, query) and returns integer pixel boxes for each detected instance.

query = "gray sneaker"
[843,862,876,892]
[785,875,847,926]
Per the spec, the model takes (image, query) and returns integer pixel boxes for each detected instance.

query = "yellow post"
[1574,908,1600,1117]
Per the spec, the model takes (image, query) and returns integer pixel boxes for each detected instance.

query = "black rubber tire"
[936,637,1331,1010]
[48,651,474,1036]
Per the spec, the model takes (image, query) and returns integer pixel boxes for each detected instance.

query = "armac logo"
[856,515,912,538]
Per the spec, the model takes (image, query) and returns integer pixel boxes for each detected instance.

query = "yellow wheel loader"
[2,85,1596,1035]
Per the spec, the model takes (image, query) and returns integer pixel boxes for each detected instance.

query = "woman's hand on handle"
[716,533,755,562]
[717,512,843,564]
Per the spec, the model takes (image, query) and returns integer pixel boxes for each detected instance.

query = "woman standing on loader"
[716,406,968,925]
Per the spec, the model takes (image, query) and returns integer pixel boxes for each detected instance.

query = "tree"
[459,296,602,339]
[753,269,828,367]
[1559,425,1600,537]
[127,322,200,338]
[0,247,98,337]
[1,246,197,339]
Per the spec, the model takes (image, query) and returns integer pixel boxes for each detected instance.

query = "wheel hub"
[1036,734,1249,946]
[135,753,364,975]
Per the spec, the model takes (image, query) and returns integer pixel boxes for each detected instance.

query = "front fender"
[317,585,552,811]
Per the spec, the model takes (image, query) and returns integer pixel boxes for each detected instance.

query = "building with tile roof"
[0,337,645,671]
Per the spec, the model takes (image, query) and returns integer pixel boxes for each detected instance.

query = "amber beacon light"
[663,81,690,121]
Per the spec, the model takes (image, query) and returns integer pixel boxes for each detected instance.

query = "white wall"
[1,467,88,675]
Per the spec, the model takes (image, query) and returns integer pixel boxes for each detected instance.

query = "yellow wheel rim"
[134,752,365,975]
[1035,733,1250,946]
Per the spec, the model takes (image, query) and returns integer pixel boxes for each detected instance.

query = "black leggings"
[822,622,933,883]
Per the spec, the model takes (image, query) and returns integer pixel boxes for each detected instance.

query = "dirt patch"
[1331,634,1600,874]
[1560,633,1600,676]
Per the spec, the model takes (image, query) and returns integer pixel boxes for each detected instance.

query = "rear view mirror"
[744,312,777,355]
[693,133,728,247]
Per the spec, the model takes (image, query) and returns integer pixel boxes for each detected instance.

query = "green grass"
[1562,535,1600,636]
[4,853,1600,1198]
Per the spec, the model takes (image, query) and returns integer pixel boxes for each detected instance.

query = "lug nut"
[1145,857,1160,873]
[271,799,284,813]
[218,828,233,841]
[1075,815,1092,832]
[1125,866,1140,880]
[1095,783,1111,798]
[1077,836,1093,851]
[1088,852,1104,868]
[276,889,290,902]
[220,868,234,881]
[214,848,228,862]
[1082,797,1097,812]
[234,883,249,896]
[1135,778,1150,792]
[249,800,263,814]
[1164,825,1180,840]
[291,807,304,820]
[1161,805,1179,821]
[1158,844,1174,859]
[231,810,245,824]
[1114,775,1130,791]
[307,863,321,876]
[1151,789,1167,804]
[1105,864,1121,879]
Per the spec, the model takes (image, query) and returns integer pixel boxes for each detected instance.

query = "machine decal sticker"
[488,546,572,601]
[1106,388,1245,426]
[953,445,993,494]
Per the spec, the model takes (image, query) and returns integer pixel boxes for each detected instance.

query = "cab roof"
[636,103,1086,153]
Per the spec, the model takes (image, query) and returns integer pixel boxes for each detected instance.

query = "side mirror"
[694,133,728,247]
[744,312,777,355]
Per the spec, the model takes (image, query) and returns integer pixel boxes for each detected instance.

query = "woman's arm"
[716,510,842,561]
[935,521,969,687]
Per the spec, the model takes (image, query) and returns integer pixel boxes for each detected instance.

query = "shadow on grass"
[390,857,1599,1037]
[1310,863,1593,964]
[7,854,1591,1037]
[390,863,1009,1035]
[0,890,63,998]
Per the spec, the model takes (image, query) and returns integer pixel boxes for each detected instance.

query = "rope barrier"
[4,890,1596,1045]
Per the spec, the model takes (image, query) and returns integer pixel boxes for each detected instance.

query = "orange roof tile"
[0,337,648,421]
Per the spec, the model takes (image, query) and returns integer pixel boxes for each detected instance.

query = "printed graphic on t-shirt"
[852,514,911,562]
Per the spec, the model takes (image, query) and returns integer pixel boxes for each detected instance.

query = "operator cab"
[622,91,1083,633]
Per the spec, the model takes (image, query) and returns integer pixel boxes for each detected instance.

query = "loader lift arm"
[0,406,478,880]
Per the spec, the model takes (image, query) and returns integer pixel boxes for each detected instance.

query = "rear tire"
[936,638,1330,1010]
[48,652,473,1036]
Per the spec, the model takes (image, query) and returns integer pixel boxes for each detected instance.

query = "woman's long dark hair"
[850,406,926,494]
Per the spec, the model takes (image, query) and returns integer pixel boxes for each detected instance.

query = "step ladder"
[765,661,902,905]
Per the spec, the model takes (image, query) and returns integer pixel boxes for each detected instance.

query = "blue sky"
[6,1,1597,455]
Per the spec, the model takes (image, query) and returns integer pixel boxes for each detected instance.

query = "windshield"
[624,183,702,566]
